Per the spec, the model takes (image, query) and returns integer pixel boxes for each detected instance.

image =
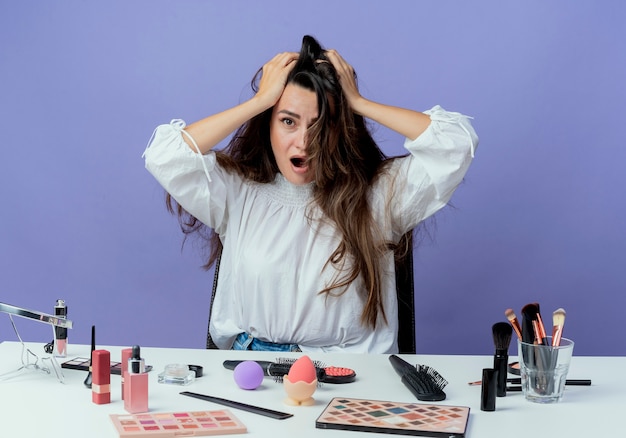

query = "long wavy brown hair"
[167,35,411,328]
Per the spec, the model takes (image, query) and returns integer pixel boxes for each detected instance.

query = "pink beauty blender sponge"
[233,360,264,390]
[287,355,317,383]
[283,355,318,405]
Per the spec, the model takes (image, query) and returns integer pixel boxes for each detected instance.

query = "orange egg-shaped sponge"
[286,356,317,383]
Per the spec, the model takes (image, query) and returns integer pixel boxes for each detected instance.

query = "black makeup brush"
[492,322,513,397]
[521,302,548,345]
[521,303,553,393]
[84,325,95,388]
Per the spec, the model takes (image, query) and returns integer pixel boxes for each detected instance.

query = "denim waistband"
[232,332,301,352]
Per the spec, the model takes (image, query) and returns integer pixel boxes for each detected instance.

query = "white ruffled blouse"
[144,105,478,353]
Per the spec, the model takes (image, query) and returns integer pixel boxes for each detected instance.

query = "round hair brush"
[389,355,448,402]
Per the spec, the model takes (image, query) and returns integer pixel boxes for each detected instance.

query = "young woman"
[144,36,478,353]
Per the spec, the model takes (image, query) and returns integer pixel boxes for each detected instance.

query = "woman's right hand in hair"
[180,52,298,154]
[254,52,299,108]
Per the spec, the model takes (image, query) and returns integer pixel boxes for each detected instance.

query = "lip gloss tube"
[124,345,148,413]
[53,299,67,357]
[92,349,111,404]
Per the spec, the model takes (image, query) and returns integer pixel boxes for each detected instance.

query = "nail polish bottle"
[124,345,149,413]
[92,349,111,404]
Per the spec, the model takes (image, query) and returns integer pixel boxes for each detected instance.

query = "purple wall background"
[1,1,624,356]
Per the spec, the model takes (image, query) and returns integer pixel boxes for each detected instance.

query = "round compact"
[508,361,521,375]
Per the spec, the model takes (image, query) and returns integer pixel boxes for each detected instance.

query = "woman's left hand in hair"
[327,49,431,140]
[326,49,365,114]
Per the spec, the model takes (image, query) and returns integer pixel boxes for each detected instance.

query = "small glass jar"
[157,363,195,386]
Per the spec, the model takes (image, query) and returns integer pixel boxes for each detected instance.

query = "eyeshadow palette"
[110,410,247,437]
[315,397,470,437]
[62,357,152,374]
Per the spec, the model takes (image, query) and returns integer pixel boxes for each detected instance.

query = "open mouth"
[290,157,307,168]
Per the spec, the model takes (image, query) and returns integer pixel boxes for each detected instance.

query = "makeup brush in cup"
[504,308,523,340]
[521,303,553,392]
[492,322,513,397]
[552,308,566,346]
[534,307,549,346]
[520,304,535,344]
[521,303,548,346]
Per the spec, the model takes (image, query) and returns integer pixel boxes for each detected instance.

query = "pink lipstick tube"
[92,349,111,404]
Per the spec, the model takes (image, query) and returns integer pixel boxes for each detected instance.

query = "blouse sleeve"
[142,119,230,233]
[376,105,479,237]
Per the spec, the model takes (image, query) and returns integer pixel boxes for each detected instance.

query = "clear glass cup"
[517,337,574,403]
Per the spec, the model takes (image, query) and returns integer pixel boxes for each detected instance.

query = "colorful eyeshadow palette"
[315,397,470,437]
[110,410,247,437]
[61,357,152,374]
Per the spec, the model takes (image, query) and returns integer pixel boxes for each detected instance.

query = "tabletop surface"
[0,341,624,437]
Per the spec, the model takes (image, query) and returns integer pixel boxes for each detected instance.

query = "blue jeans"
[232,332,301,352]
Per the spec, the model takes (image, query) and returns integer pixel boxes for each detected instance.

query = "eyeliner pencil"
[180,391,293,420]
[505,382,590,392]
[507,378,591,386]
[469,378,591,386]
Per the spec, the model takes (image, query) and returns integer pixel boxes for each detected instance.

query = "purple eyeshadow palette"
[61,357,152,374]
[315,397,470,437]
[109,410,247,437]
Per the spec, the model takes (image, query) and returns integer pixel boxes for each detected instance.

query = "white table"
[0,341,623,437]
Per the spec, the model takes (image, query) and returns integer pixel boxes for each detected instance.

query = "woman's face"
[270,83,318,185]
